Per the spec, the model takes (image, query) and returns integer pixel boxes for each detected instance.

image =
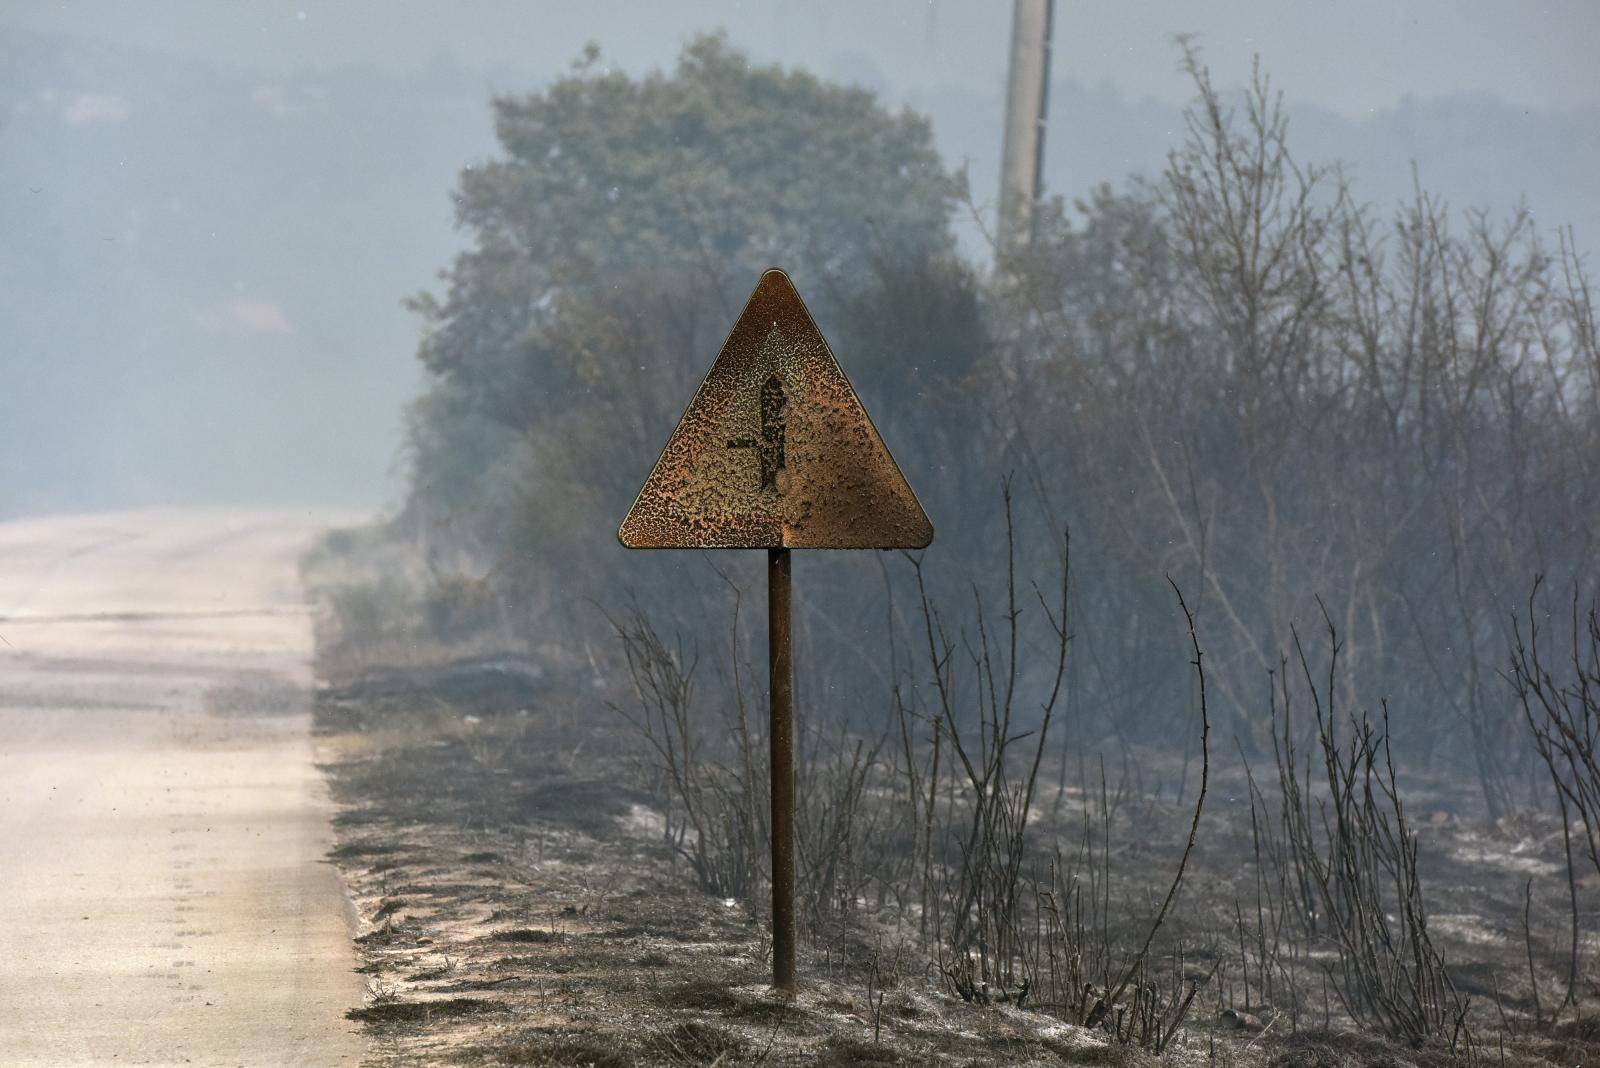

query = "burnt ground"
[312,656,1600,1067]
[314,669,1122,1066]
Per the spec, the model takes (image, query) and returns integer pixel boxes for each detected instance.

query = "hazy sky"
[5,1,1597,515]
[9,0,1600,117]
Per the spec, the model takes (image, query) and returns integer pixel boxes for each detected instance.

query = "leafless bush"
[1257,605,1470,1049]
[1020,579,1212,1051]
[906,483,1070,1003]
[793,717,890,931]
[607,490,1228,1052]
[1237,743,1313,1029]
[608,601,762,902]
[1512,581,1600,884]
[1510,579,1600,1013]
[609,575,905,932]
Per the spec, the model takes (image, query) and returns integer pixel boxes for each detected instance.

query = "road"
[0,508,367,1066]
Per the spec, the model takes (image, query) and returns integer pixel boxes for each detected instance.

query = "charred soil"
[314,657,1599,1067]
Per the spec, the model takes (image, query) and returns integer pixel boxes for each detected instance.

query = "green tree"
[399,35,966,625]
[409,34,952,431]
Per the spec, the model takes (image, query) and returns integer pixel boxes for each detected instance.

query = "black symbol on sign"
[727,375,787,492]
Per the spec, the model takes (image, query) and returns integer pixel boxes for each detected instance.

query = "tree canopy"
[396,36,973,618]
[408,34,956,435]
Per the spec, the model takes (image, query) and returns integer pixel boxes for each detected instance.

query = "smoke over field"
[299,30,1598,1068]
[6,4,1599,1064]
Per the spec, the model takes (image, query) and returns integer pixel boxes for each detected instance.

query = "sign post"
[767,545,794,990]
[619,268,933,994]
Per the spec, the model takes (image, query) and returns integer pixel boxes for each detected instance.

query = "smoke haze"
[2,2,1596,515]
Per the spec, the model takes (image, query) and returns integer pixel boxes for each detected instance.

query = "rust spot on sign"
[618,269,934,549]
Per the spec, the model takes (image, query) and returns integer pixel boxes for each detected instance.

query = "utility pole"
[998,0,1055,258]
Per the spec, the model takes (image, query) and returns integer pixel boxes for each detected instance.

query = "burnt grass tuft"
[640,1020,746,1064]
[1262,1031,1514,1068]
[478,1032,637,1067]
[346,997,500,1025]
[814,1035,902,1065]
[1041,1040,1158,1068]
[665,977,801,1024]
[328,838,405,859]
[494,928,561,943]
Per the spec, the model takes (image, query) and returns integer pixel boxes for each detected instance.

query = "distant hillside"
[0,27,502,515]
[2,25,1594,515]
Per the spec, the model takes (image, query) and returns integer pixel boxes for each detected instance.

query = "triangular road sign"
[619,269,933,549]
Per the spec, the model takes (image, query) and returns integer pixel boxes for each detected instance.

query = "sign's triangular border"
[618,268,933,550]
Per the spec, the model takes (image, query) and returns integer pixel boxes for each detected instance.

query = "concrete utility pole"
[998,0,1055,257]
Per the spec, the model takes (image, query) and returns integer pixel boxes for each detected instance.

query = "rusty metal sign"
[618,268,933,550]
[617,267,935,995]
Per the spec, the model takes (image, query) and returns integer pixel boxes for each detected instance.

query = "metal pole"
[767,546,796,994]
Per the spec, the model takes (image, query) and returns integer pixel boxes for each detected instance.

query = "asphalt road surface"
[0,509,367,1066]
